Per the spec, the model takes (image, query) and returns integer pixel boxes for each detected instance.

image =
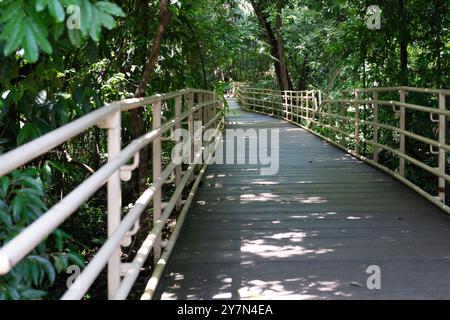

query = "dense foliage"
[0,0,448,299]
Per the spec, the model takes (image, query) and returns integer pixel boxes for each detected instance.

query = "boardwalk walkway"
[156,99,450,300]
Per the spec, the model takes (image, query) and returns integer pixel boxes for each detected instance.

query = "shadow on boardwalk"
[155,99,450,300]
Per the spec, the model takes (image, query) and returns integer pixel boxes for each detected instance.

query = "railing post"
[328,97,333,126]
[106,111,122,299]
[209,92,214,123]
[203,93,208,122]
[198,93,204,123]
[213,91,218,128]
[339,102,345,145]
[277,91,281,117]
[286,91,289,119]
[152,101,162,263]
[271,92,275,115]
[205,93,209,122]
[188,92,195,183]
[373,91,379,162]
[289,91,293,121]
[312,92,318,129]
[354,91,359,153]
[438,93,446,202]
[195,93,203,168]
[399,89,406,176]
[263,91,267,113]
[306,92,310,126]
[318,91,323,125]
[175,95,182,211]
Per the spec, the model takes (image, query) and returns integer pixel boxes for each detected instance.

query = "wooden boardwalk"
[156,99,450,300]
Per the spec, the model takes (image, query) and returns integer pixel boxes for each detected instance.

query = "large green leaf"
[47,0,65,22]
[20,289,47,299]
[23,23,39,62]
[96,1,126,17]
[67,252,85,268]
[0,1,23,23]
[2,16,26,56]
[27,18,53,55]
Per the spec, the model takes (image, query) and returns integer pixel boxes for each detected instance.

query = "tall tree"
[275,0,291,91]
[432,0,446,88]
[399,0,409,85]
[250,0,292,91]
[132,0,172,193]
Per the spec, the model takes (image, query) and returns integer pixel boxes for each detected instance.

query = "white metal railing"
[0,89,224,299]
[237,86,450,214]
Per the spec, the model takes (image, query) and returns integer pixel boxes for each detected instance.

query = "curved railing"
[0,89,224,299]
[237,86,450,214]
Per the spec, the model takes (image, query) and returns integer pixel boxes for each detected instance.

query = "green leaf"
[53,229,67,251]
[1,9,25,40]
[11,197,23,222]
[20,289,47,299]
[42,260,56,284]
[47,160,67,173]
[80,0,93,36]
[19,176,44,193]
[53,254,68,273]
[48,0,65,22]
[67,252,85,268]
[52,23,65,39]
[68,29,83,48]
[29,262,40,286]
[0,201,12,226]
[23,25,39,62]
[0,176,9,196]
[88,7,102,42]
[17,123,41,145]
[35,0,48,12]
[2,17,26,56]
[7,285,21,300]
[27,18,53,55]
[99,11,116,30]
[61,0,78,5]
[29,255,55,284]
[18,188,42,197]
[96,1,125,17]
[0,1,23,23]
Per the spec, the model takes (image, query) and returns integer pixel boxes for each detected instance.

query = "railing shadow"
[154,101,450,300]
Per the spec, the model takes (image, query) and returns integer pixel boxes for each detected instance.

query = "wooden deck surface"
[155,99,450,300]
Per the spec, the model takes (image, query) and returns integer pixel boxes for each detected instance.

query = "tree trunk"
[250,0,284,90]
[399,0,408,85]
[184,20,207,88]
[297,56,308,91]
[132,0,171,193]
[433,0,444,88]
[275,0,291,91]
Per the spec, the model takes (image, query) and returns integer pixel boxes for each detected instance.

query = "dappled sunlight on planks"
[155,100,450,300]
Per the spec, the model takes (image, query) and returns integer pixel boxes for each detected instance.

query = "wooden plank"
[155,99,450,300]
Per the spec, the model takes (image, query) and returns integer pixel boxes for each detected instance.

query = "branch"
[134,0,172,98]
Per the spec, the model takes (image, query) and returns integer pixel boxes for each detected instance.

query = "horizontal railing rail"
[237,86,450,214]
[0,88,224,300]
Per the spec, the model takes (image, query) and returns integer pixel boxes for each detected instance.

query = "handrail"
[237,86,449,214]
[0,90,192,175]
[0,89,224,300]
[318,99,450,116]
[341,86,450,95]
